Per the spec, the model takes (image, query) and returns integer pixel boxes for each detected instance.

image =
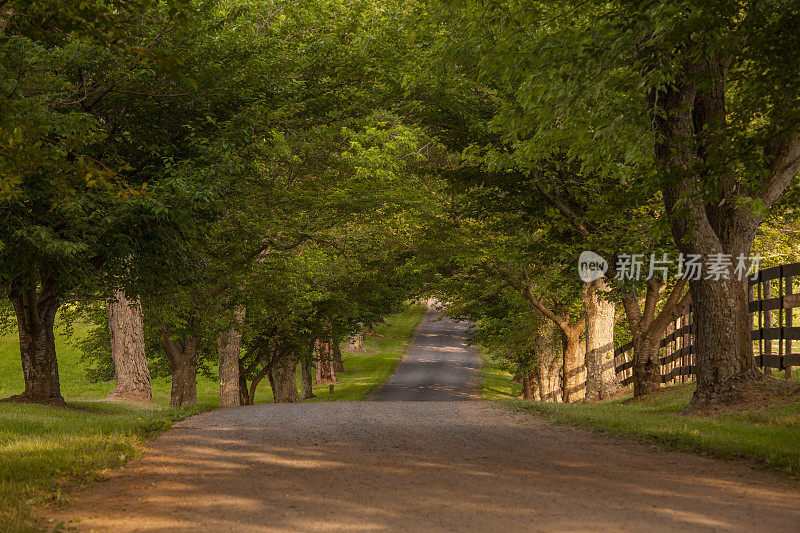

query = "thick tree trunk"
[535,321,562,402]
[268,357,299,403]
[105,291,152,403]
[7,283,64,404]
[315,339,337,385]
[689,275,759,405]
[644,52,799,407]
[332,339,345,373]
[217,321,243,408]
[583,280,620,401]
[562,326,585,403]
[160,324,199,408]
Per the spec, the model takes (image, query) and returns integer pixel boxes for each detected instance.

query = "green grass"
[477,354,521,401]
[480,354,800,476]
[0,305,425,531]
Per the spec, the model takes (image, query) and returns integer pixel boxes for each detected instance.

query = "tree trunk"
[268,357,299,403]
[345,327,366,352]
[300,359,316,399]
[238,359,250,405]
[689,274,759,405]
[7,282,64,405]
[217,317,243,408]
[583,280,620,401]
[105,291,152,403]
[332,338,345,373]
[632,337,661,397]
[535,321,562,402]
[315,339,338,385]
[562,326,585,403]
[521,371,535,400]
[160,324,199,408]
[644,53,796,407]
[621,281,690,398]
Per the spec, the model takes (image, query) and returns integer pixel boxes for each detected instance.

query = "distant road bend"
[51,307,800,532]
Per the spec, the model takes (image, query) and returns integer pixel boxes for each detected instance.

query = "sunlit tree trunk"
[345,325,366,352]
[106,290,152,403]
[534,320,562,402]
[315,339,337,385]
[561,325,585,403]
[583,279,620,401]
[217,309,244,408]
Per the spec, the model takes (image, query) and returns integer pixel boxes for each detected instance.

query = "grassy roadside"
[479,354,800,476]
[0,305,425,531]
[478,354,521,401]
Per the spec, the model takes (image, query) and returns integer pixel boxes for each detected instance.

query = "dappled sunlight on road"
[46,401,800,532]
[45,309,800,532]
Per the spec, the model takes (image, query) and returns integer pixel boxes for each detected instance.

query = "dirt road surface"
[48,309,800,532]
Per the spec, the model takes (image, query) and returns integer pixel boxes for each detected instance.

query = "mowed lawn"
[480,355,800,476]
[0,305,425,532]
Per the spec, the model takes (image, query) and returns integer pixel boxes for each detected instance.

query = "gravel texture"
[47,310,800,532]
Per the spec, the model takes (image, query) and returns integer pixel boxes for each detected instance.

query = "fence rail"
[613,261,800,387]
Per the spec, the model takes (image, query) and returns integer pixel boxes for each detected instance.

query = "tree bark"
[583,279,620,401]
[561,325,585,403]
[7,280,64,405]
[105,290,152,403]
[217,310,243,408]
[689,274,760,404]
[332,338,345,373]
[300,359,316,399]
[534,320,562,402]
[160,322,200,408]
[315,339,338,385]
[621,280,690,397]
[521,371,535,400]
[268,357,299,403]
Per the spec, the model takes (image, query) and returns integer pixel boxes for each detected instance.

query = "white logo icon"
[578,251,608,283]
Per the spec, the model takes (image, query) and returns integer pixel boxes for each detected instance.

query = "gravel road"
[371,310,481,401]
[48,309,800,532]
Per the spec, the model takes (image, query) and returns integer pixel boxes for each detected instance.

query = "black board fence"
[613,261,800,387]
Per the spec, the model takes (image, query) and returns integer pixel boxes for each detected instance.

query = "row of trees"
[0,0,443,406]
[416,0,800,408]
[1,0,798,410]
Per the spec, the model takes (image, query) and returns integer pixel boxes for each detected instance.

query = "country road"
[49,309,800,532]
[371,310,481,401]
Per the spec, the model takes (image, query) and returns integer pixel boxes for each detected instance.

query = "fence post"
[765,280,773,377]
[786,274,794,381]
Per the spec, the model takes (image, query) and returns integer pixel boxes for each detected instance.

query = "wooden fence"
[613,262,800,387]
